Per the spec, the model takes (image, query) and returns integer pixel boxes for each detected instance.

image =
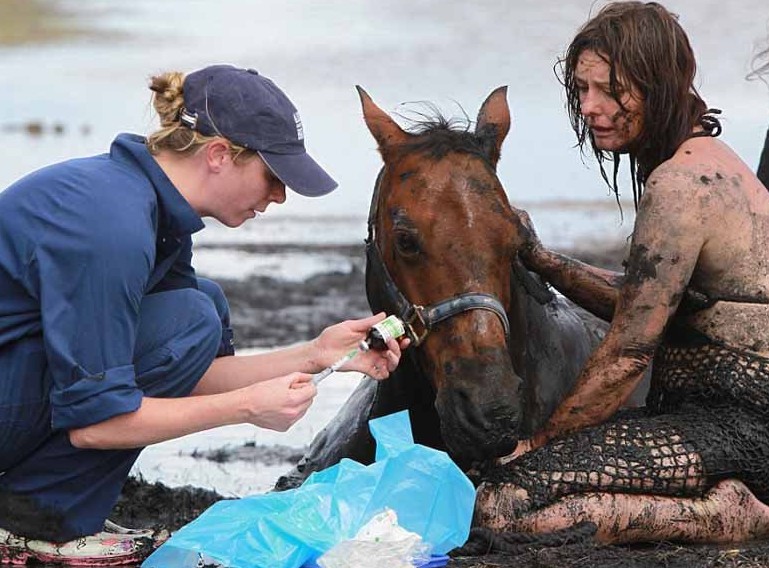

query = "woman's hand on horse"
[497,438,535,465]
[511,206,543,265]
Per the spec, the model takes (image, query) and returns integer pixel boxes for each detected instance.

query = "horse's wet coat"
[276,88,614,489]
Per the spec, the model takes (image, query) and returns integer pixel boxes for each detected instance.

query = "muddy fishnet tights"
[485,340,769,514]
[649,340,769,419]
[485,411,710,514]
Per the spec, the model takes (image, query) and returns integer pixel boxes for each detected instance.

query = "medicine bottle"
[363,315,406,351]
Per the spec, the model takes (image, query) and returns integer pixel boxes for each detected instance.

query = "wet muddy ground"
[105,242,769,567]
[112,475,769,568]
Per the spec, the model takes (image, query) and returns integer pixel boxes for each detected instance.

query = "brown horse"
[277,87,641,489]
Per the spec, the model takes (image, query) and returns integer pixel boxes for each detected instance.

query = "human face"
[575,49,644,152]
[215,153,287,227]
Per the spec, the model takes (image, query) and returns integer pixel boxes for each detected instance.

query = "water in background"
[1,0,767,252]
[1,0,768,494]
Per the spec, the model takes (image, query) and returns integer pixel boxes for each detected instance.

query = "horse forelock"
[392,115,497,167]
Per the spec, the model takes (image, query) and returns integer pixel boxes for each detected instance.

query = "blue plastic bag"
[143,411,475,568]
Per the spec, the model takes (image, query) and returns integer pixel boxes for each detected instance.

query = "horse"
[277,87,645,489]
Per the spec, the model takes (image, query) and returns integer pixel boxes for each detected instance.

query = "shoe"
[103,519,154,538]
[103,519,170,549]
[0,521,165,566]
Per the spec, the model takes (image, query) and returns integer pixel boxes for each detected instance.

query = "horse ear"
[475,86,511,168]
[356,86,409,155]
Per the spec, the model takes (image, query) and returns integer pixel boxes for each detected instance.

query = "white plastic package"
[317,509,430,568]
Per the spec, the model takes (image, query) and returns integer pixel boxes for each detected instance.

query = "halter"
[366,169,511,347]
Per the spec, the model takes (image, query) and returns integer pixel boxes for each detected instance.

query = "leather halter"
[365,168,511,347]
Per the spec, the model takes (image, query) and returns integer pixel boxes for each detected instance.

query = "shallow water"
[1,0,766,220]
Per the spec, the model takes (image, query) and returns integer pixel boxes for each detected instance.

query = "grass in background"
[0,0,86,46]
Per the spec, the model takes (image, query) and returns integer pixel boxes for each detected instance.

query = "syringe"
[311,340,370,386]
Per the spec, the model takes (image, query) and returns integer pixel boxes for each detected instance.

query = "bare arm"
[69,373,317,449]
[190,342,319,395]
[530,167,706,447]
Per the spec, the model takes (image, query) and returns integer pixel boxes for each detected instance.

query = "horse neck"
[506,259,598,436]
[504,260,549,389]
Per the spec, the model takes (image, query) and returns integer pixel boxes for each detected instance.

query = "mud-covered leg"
[476,478,769,544]
[474,407,769,544]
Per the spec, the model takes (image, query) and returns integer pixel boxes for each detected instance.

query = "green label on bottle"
[373,315,406,342]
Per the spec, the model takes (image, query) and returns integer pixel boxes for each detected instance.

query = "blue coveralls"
[0,133,235,541]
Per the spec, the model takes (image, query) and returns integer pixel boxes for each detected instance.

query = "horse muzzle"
[433,350,524,463]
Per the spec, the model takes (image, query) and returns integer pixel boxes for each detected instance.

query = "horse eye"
[394,230,421,257]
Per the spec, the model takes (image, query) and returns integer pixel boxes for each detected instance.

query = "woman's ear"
[205,138,232,172]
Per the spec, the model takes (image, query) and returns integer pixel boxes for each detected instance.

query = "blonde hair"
[146,71,254,162]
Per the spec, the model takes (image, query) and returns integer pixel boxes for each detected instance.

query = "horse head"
[274,87,615,490]
[358,86,525,462]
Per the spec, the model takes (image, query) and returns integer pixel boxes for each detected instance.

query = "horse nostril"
[452,387,486,431]
[437,381,521,460]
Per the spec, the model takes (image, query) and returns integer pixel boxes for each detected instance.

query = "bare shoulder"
[646,137,763,212]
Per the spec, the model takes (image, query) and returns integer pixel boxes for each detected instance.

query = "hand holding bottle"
[311,313,410,384]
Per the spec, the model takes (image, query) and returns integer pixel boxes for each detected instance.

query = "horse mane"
[395,110,496,166]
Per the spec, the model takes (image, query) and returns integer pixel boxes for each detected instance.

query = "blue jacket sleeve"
[30,195,154,431]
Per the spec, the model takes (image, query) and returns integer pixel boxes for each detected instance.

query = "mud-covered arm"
[513,207,623,322]
[523,247,623,322]
[530,168,705,448]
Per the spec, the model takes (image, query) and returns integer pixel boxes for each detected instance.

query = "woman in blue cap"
[0,65,406,565]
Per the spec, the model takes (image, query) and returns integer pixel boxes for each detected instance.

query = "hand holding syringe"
[311,341,370,385]
[311,315,406,386]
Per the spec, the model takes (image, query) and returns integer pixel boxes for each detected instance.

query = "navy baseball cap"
[180,65,337,197]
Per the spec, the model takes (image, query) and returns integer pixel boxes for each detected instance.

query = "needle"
[311,340,370,386]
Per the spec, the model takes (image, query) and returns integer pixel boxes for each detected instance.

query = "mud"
[187,442,308,467]
[216,246,370,348]
[110,475,769,568]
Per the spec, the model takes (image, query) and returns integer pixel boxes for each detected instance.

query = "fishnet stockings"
[485,339,769,513]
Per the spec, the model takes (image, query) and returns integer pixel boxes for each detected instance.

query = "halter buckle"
[403,305,430,346]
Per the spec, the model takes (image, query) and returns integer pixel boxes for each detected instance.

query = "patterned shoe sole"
[0,541,154,566]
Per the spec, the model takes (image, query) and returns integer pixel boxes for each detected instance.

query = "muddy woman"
[474,2,769,544]
[0,65,406,565]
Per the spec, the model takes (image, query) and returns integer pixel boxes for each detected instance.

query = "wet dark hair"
[557,1,721,209]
